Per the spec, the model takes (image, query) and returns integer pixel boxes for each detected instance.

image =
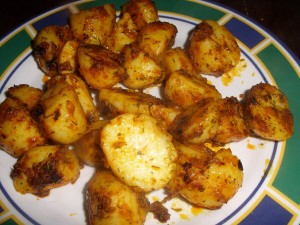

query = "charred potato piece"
[32,25,74,76]
[11,145,80,197]
[58,40,79,74]
[100,113,178,192]
[242,83,294,141]
[78,44,126,89]
[86,170,150,225]
[186,20,240,76]
[121,0,158,30]
[167,142,243,209]
[98,87,182,129]
[0,97,48,158]
[164,70,221,109]
[40,78,88,144]
[69,4,116,45]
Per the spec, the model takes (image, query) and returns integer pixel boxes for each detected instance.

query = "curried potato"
[0,97,48,158]
[167,142,243,209]
[98,87,182,129]
[11,145,80,197]
[32,25,74,76]
[78,44,126,89]
[86,170,150,225]
[40,78,88,144]
[242,83,294,141]
[186,20,240,76]
[58,40,79,74]
[69,4,116,45]
[164,70,221,109]
[100,113,178,192]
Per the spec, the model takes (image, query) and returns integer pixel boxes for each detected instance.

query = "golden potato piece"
[11,145,80,197]
[100,113,178,192]
[78,44,126,89]
[32,25,74,76]
[0,97,47,158]
[186,20,240,76]
[86,170,150,225]
[58,40,79,74]
[167,142,243,209]
[164,70,221,109]
[69,4,116,45]
[242,83,294,141]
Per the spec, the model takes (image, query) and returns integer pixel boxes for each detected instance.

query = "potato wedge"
[58,40,79,74]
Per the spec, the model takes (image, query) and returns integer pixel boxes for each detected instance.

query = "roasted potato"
[164,70,221,109]
[121,0,158,30]
[58,40,79,74]
[167,142,243,209]
[0,97,48,158]
[69,4,116,45]
[39,78,88,144]
[100,113,178,192]
[86,170,150,225]
[77,44,126,89]
[98,87,182,129]
[122,43,165,89]
[32,25,74,76]
[186,20,240,76]
[11,145,80,197]
[242,83,294,141]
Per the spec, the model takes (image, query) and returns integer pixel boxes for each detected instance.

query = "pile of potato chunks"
[0,0,294,224]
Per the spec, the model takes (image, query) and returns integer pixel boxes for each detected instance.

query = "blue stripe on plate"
[224,17,265,49]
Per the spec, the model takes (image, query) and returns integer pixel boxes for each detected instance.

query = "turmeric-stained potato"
[169,99,220,144]
[214,97,250,143]
[186,20,240,76]
[99,87,182,129]
[167,142,243,209]
[69,4,116,45]
[0,97,47,158]
[242,83,294,141]
[122,43,164,89]
[58,40,79,74]
[165,70,221,109]
[78,44,125,89]
[137,21,177,60]
[40,78,87,144]
[100,113,178,192]
[7,84,43,110]
[11,145,80,197]
[121,0,158,30]
[32,25,74,76]
[105,12,138,53]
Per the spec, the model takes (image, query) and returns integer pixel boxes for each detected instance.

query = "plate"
[0,0,299,224]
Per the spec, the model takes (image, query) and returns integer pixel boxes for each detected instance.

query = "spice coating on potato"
[86,170,150,225]
[100,113,178,192]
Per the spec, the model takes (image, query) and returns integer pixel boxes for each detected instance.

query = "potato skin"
[11,145,80,197]
[186,20,240,76]
[86,170,150,225]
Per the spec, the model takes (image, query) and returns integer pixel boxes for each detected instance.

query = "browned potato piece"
[164,70,221,109]
[213,97,250,143]
[69,4,116,45]
[0,97,48,158]
[186,20,240,76]
[7,84,43,109]
[11,145,80,197]
[40,78,88,144]
[58,40,79,74]
[122,43,165,89]
[137,21,177,60]
[121,0,158,30]
[78,44,125,89]
[98,87,182,129]
[86,170,150,225]
[167,142,243,209]
[32,25,74,76]
[242,83,294,141]
[169,99,220,144]
[105,12,138,53]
